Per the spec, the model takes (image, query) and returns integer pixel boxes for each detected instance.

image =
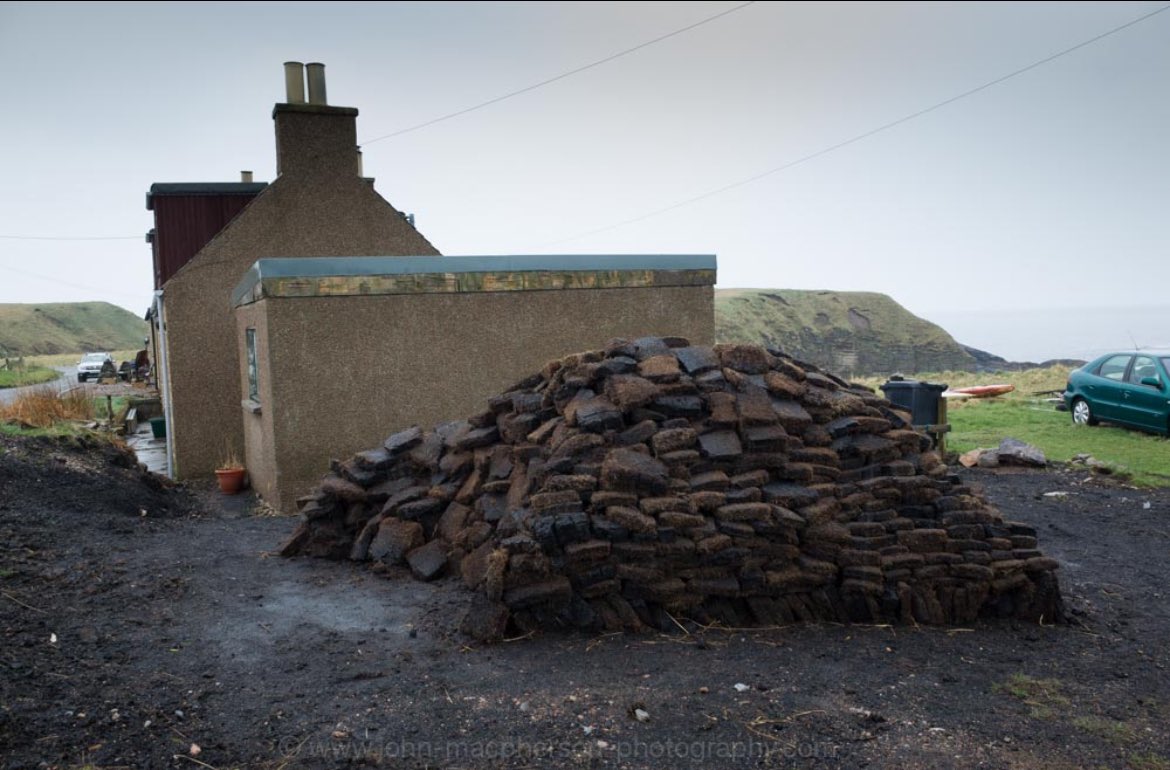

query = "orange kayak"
[949,383,1015,398]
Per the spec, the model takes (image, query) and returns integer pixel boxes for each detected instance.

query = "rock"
[503,576,572,609]
[637,355,682,383]
[698,430,743,459]
[575,397,624,433]
[604,376,660,411]
[958,449,984,468]
[651,427,698,455]
[996,438,1046,467]
[460,595,510,642]
[369,519,424,564]
[406,540,449,581]
[675,346,720,374]
[600,449,670,494]
[384,425,423,454]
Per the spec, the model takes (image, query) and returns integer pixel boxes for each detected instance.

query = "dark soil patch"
[1,436,1168,769]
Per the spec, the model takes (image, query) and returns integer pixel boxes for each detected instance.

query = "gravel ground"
[1,435,1167,769]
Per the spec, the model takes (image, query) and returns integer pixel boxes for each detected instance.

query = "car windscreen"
[82,354,106,362]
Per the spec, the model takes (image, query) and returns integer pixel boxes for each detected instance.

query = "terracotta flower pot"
[215,467,246,495]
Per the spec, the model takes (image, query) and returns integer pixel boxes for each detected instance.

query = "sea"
[923,305,1170,364]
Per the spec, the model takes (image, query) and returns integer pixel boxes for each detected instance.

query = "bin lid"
[880,379,948,392]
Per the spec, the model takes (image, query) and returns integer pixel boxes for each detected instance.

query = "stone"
[320,475,367,503]
[690,470,730,491]
[605,375,660,411]
[652,395,704,418]
[530,489,582,514]
[369,519,424,565]
[651,427,698,455]
[596,355,637,377]
[384,425,423,454]
[455,425,500,452]
[553,511,592,545]
[637,354,682,383]
[460,595,510,642]
[503,577,573,609]
[736,387,779,426]
[716,503,774,522]
[675,346,720,374]
[698,430,743,459]
[605,505,657,534]
[706,391,738,428]
[575,397,624,433]
[615,420,658,446]
[406,540,449,581]
[717,344,771,374]
[631,336,672,361]
[600,449,670,494]
[397,497,444,521]
[742,425,788,452]
[354,447,394,471]
[996,438,1047,467]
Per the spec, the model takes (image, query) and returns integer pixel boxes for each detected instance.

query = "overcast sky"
[0,1,1166,352]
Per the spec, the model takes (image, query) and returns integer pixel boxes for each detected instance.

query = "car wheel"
[1071,398,1097,427]
[77,374,85,383]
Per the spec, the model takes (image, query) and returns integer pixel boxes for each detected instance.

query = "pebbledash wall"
[232,255,716,513]
[150,65,440,479]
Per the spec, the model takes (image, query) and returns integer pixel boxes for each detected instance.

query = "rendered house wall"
[160,103,439,479]
[235,263,714,513]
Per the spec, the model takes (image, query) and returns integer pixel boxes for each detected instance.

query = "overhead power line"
[0,260,146,301]
[361,1,756,145]
[541,2,1170,246]
[0,234,140,241]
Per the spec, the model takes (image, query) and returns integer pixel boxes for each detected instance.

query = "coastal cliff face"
[715,289,977,377]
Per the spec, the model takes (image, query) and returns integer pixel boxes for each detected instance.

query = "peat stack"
[281,338,1062,640]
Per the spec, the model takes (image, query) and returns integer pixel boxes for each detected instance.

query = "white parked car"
[77,352,113,382]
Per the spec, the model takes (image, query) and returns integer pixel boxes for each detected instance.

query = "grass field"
[0,365,60,388]
[858,366,1170,487]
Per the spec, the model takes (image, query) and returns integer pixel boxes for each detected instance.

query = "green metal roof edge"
[232,255,717,306]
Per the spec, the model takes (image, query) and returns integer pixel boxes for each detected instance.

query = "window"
[245,327,259,402]
[1129,355,1159,386]
[1097,354,1131,381]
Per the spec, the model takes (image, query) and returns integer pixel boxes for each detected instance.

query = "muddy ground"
[1,434,1168,769]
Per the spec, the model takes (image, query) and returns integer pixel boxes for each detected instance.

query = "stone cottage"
[146,62,439,479]
[147,63,716,512]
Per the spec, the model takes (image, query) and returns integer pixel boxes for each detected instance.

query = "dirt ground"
[1,434,1168,770]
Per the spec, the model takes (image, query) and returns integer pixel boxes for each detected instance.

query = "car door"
[1117,355,1170,432]
[1086,354,1131,420]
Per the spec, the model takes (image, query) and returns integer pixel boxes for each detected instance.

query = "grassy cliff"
[0,302,148,356]
[715,289,976,377]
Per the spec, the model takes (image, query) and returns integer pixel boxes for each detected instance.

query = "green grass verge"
[0,421,89,438]
[0,365,60,388]
[858,365,1170,487]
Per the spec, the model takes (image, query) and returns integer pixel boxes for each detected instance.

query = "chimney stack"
[283,61,305,103]
[273,62,358,177]
[240,170,253,183]
[306,63,327,105]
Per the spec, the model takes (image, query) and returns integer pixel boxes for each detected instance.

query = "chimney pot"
[283,61,305,103]
[240,170,253,183]
[306,62,327,105]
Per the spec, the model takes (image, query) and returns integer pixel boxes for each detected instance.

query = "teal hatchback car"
[1063,351,1170,436]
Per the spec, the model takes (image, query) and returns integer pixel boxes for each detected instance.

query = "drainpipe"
[153,289,176,478]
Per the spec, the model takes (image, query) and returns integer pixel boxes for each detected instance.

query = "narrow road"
[0,366,74,405]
